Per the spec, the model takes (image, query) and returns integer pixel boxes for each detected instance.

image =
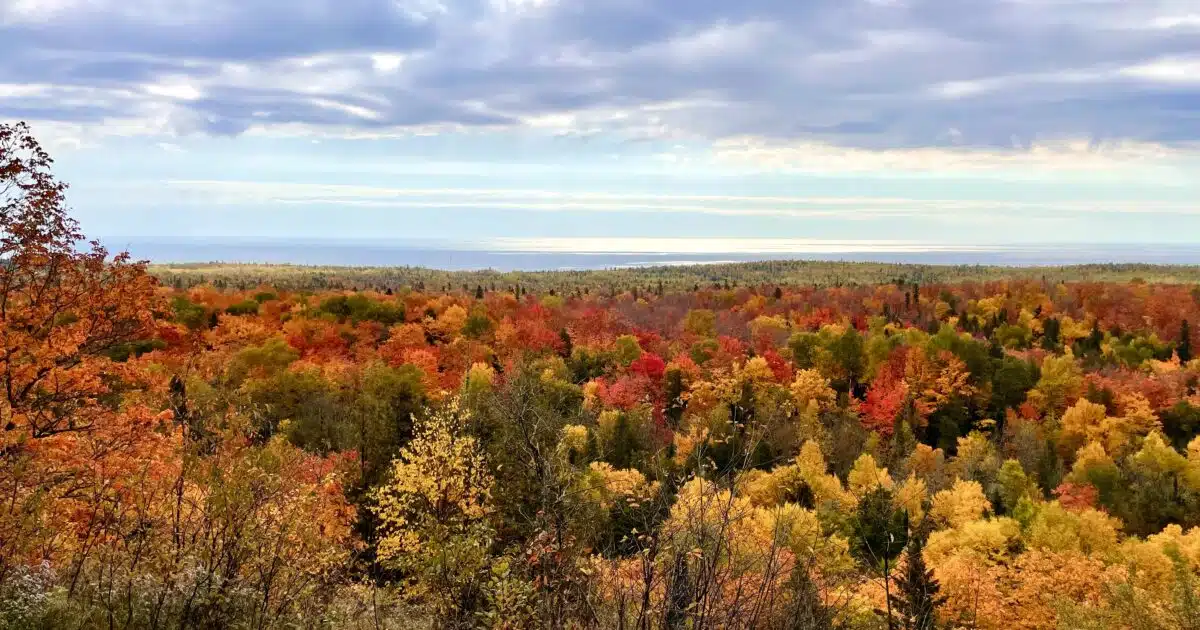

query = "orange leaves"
[283,317,347,359]
[906,349,975,418]
[379,322,429,365]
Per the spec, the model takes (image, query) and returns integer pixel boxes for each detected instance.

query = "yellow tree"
[373,399,495,624]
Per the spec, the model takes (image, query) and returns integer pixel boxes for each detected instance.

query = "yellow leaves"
[907,443,946,481]
[930,479,990,528]
[558,424,589,460]
[906,350,976,416]
[1148,353,1182,375]
[1069,441,1115,484]
[1146,524,1200,570]
[894,474,928,522]
[951,431,1000,482]
[990,550,1110,630]
[796,441,827,479]
[789,369,835,412]
[664,478,753,553]
[494,317,519,350]
[1059,316,1093,343]
[672,423,708,466]
[658,474,847,602]
[749,314,788,347]
[586,462,654,507]
[581,461,660,513]
[931,551,1005,630]
[934,299,953,321]
[596,409,622,444]
[973,296,1007,322]
[431,304,468,339]
[740,356,775,384]
[582,379,603,410]
[738,462,809,508]
[764,502,835,559]
[1187,436,1200,491]
[682,309,716,337]
[1107,393,1162,449]
[847,453,893,498]
[1025,502,1121,556]
[925,517,1022,567]
[1063,395,1165,457]
[372,399,493,563]
[737,469,777,506]
[1030,354,1083,415]
[1060,398,1108,451]
[463,362,497,395]
[1134,430,1187,471]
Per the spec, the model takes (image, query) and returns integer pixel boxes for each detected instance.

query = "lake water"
[104,239,1200,271]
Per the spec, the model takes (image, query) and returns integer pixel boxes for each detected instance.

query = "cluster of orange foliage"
[0,124,356,627]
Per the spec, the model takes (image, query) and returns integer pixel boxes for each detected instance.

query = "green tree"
[829,328,865,394]
[852,487,909,628]
[889,520,944,630]
[851,486,909,567]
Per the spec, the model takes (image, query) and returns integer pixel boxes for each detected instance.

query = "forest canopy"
[3,122,1200,630]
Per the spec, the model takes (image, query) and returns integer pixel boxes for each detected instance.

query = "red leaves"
[860,378,907,437]
[859,347,910,436]
[760,349,793,384]
[1054,482,1100,512]
[595,376,648,411]
[629,352,666,382]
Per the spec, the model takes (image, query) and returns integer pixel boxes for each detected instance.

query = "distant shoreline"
[148,258,1200,293]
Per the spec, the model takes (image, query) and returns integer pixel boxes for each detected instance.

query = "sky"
[2,0,1200,251]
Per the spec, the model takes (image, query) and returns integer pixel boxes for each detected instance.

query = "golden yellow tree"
[373,399,495,624]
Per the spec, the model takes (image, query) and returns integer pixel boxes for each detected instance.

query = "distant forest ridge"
[150,260,1200,292]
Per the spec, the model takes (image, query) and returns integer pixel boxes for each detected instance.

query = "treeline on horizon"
[149,259,1200,295]
[4,121,1200,630]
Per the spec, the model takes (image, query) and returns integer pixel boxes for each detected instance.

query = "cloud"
[2,0,1199,156]
[156,179,1200,219]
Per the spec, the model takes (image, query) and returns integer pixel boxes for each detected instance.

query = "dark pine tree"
[852,487,909,628]
[664,368,686,429]
[663,553,692,629]
[1180,320,1193,363]
[889,519,945,630]
[1041,317,1061,351]
[558,327,573,359]
[474,285,484,300]
[783,560,836,629]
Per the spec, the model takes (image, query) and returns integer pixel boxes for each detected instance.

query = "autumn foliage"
[3,122,1200,629]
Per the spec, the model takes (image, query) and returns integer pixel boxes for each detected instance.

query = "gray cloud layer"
[2,0,1198,147]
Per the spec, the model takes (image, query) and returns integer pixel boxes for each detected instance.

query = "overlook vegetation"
[3,122,1200,629]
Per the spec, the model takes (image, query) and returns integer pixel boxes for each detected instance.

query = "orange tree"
[0,121,165,585]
